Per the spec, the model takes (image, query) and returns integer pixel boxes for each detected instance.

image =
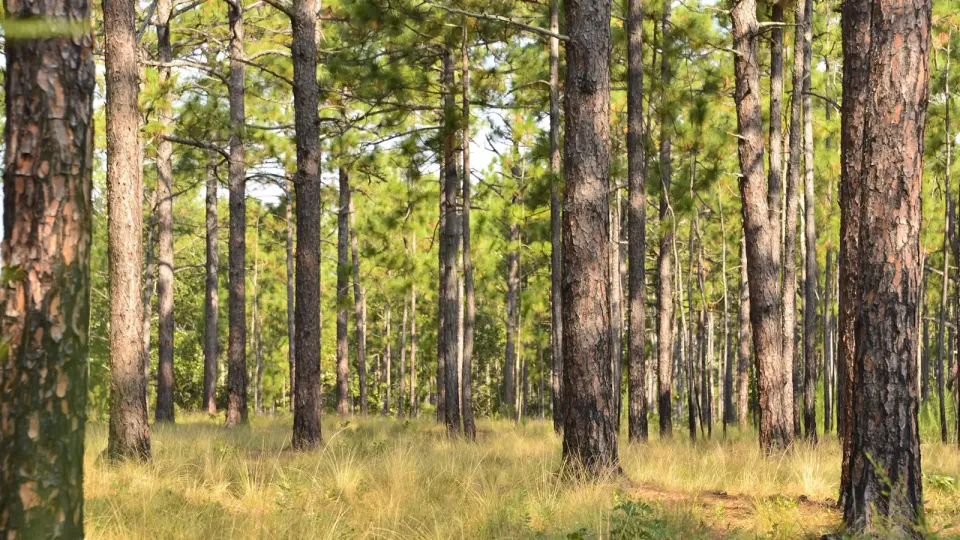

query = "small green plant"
[925,473,956,492]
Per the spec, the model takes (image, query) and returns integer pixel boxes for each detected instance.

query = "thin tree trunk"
[383,303,392,415]
[627,0,647,443]
[731,0,791,450]
[720,192,734,429]
[562,0,617,473]
[290,0,323,449]
[548,0,563,435]
[398,298,408,416]
[610,186,624,429]
[461,24,477,439]
[286,178,296,412]
[105,0,151,460]
[251,211,262,413]
[823,249,834,432]
[224,0,248,427]
[737,236,752,428]
[801,0,817,440]
[441,47,461,433]
[842,0,930,529]
[937,265,948,442]
[410,270,418,417]
[142,195,157,412]
[203,156,219,414]
[437,163,447,423]
[349,170,369,415]
[154,0,176,423]
[0,2,95,530]
[504,197,521,418]
[337,168,351,415]
[657,0,675,442]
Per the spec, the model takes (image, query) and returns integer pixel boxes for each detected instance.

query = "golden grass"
[83,414,960,539]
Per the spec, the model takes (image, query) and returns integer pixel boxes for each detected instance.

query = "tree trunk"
[441,47,461,434]
[842,0,930,530]
[437,163,447,423]
[154,0,176,423]
[823,249,834,432]
[627,0,647,443]
[737,236,752,428]
[720,192,735,429]
[937,263,948,442]
[657,1,675,441]
[290,0,323,449]
[349,170,369,415]
[0,2,95,531]
[104,0,152,460]
[203,155,219,414]
[562,0,617,474]
[801,0,817,441]
[337,167,351,416]
[610,190,624,430]
[383,303,392,415]
[251,212,262,413]
[768,2,784,243]
[141,195,157,412]
[548,0,564,436]
[398,298,408,416]
[837,0,870,503]
[461,25,477,439]
[504,196,520,418]
[410,270,418,417]
[224,0,248,427]
[731,0,791,451]
[286,178,296,412]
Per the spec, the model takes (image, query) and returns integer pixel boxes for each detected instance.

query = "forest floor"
[83,413,960,538]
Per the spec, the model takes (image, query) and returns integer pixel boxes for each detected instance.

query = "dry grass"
[83,414,960,539]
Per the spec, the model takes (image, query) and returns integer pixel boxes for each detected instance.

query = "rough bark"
[441,47,461,434]
[768,2,784,243]
[737,237,752,428]
[337,167,351,416]
[224,0,247,427]
[842,0,930,530]
[104,0,151,461]
[291,0,323,449]
[562,0,618,473]
[203,155,219,414]
[627,0,647,443]
[0,0,95,531]
[154,0,176,423]
[731,0,791,451]
[838,0,870,503]
[461,25,476,440]
[657,0,675,440]
[549,0,563,435]
[801,0,817,441]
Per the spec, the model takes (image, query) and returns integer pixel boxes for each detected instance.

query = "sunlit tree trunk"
[203,155,219,414]
[461,24,476,439]
[337,167,351,416]
[548,0,563,435]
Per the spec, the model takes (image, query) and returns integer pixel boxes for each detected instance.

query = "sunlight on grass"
[83,414,960,538]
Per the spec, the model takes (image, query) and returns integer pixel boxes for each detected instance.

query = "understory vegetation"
[83,414,960,539]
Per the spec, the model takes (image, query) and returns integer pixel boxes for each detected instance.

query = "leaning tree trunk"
[224,0,248,427]
[0,1,95,532]
[154,0,176,423]
[800,0,817,441]
[290,0,323,449]
[562,0,617,474]
[548,0,564,435]
[461,25,477,440]
[440,47,461,434]
[627,0,648,443]
[104,0,151,461]
[837,0,870,503]
[337,167,351,416]
[842,0,930,531]
[656,0,675,441]
[203,154,219,414]
[731,0,791,451]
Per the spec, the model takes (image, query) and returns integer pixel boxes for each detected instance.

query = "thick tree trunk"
[286,179,296,412]
[657,0,675,440]
[801,0,817,441]
[562,0,617,473]
[768,2,784,241]
[441,47,461,434]
[731,0,791,451]
[842,0,930,530]
[627,0,647,443]
[104,0,151,461]
[0,3,95,531]
[349,170,369,415]
[838,0,870,503]
[461,25,477,440]
[154,0,176,423]
[203,156,219,414]
[337,168,351,416]
[737,237,752,428]
[548,0,564,435]
[224,0,248,427]
[290,0,323,449]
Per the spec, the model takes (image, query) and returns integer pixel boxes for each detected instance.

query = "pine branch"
[425,2,568,42]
